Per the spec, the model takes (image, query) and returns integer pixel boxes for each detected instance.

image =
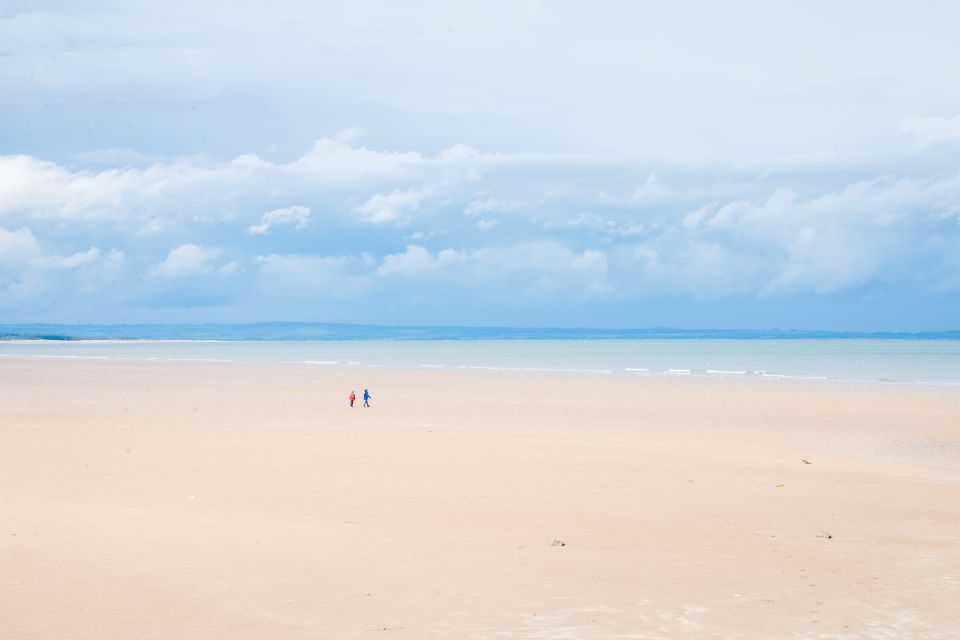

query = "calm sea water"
[2,340,959,386]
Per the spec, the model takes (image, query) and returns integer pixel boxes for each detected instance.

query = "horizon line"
[1,322,958,341]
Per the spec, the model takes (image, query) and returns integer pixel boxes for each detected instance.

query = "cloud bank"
[0,132,958,328]
[2,2,959,328]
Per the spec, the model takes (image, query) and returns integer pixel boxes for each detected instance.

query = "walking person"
[349,390,356,407]
[363,388,371,407]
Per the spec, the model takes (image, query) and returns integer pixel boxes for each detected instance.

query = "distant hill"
[2,323,958,341]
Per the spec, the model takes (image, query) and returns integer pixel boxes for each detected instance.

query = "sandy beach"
[1,357,958,639]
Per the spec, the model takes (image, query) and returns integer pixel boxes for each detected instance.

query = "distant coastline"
[2,322,958,342]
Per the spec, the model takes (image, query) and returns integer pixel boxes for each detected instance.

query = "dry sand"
[1,357,959,639]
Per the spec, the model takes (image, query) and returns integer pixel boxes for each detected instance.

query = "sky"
[1,0,959,330]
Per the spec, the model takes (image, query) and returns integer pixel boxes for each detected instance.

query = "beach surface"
[2,357,959,639]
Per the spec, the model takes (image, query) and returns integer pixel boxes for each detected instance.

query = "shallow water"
[2,339,959,386]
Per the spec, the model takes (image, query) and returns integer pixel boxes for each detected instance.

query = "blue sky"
[1,1,959,329]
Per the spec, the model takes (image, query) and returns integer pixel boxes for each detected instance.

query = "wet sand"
[1,357,958,639]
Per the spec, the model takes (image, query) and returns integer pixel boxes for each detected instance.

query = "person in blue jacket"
[363,388,371,407]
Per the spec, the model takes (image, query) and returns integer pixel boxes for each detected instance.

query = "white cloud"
[543,214,620,239]
[4,4,960,325]
[682,206,711,229]
[606,174,960,298]
[152,244,221,279]
[403,229,448,242]
[374,241,609,299]
[0,155,141,220]
[763,227,885,295]
[470,242,611,298]
[2,133,960,322]
[0,226,41,266]
[289,138,426,181]
[104,249,126,268]
[247,205,311,235]
[0,226,120,315]
[437,144,480,162]
[610,240,763,298]
[572,249,607,272]
[52,247,102,269]
[0,225,104,270]
[615,223,646,237]
[631,173,673,201]
[0,138,588,232]
[357,188,429,225]
[377,244,463,276]
[218,261,240,274]
[137,217,167,235]
[0,138,431,222]
[253,253,373,299]
[464,197,527,217]
[900,114,960,145]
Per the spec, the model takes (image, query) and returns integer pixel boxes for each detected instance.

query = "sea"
[1,324,959,387]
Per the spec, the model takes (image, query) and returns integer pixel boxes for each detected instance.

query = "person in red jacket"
[349,390,356,407]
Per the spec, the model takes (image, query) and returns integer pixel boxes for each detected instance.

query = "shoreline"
[2,350,960,389]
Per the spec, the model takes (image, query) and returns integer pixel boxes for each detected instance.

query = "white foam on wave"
[916,380,960,387]
[469,365,523,372]
[465,364,612,374]
[521,367,613,374]
[706,369,747,375]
